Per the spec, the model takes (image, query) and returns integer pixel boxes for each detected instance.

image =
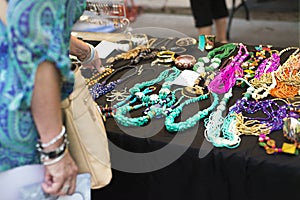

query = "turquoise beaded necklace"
[113,67,182,126]
[111,67,180,108]
[165,92,219,133]
[114,88,182,126]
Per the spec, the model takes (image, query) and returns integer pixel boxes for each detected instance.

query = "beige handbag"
[61,66,112,189]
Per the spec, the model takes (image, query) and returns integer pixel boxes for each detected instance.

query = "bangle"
[38,126,66,148]
[156,50,175,64]
[81,43,95,64]
[38,137,68,161]
[42,149,68,166]
[174,55,196,69]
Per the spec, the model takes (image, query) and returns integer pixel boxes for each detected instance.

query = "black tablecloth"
[88,41,300,200]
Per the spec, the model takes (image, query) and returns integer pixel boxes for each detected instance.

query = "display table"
[86,38,300,200]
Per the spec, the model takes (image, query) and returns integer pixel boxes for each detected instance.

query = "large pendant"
[283,116,300,143]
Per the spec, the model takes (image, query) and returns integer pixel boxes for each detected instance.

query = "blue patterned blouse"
[0,0,86,172]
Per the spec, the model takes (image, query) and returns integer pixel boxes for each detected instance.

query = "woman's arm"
[69,35,91,62]
[31,61,78,196]
[0,0,8,25]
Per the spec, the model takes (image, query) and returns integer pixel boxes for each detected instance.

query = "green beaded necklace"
[113,67,182,126]
[114,88,182,126]
[193,43,237,74]
[165,92,219,133]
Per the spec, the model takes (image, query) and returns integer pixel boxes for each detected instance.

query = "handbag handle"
[0,0,8,25]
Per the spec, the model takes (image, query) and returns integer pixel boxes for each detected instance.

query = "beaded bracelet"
[38,137,68,163]
[38,126,66,148]
[43,149,68,166]
[81,43,95,65]
[174,55,196,69]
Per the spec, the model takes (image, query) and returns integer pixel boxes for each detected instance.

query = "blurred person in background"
[190,0,229,43]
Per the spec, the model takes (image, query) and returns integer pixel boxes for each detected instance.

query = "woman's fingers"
[42,151,78,196]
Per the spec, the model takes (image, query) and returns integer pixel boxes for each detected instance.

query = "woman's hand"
[81,50,105,73]
[70,36,105,73]
[42,151,78,196]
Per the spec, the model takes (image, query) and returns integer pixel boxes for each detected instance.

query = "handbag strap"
[69,66,90,100]
[0,0,8,25]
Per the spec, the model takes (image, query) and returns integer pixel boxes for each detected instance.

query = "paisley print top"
[0,0,85,171]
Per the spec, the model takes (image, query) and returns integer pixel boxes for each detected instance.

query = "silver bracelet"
[39,126,66,148]
[81,43,95,64]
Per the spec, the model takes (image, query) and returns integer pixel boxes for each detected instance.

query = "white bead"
[135,92,144,99]
[197,62,205,68]
[211,62,219,69]
[202,57,210,63]
[218,104,226,111]
[160,88,170,95]
[197,66,205,74]
[211,58,221,64]
[224,92,232,99]
[150,94,159,101]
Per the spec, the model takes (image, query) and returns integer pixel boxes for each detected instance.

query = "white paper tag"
[95,40,118,59]
[171,70,199,87]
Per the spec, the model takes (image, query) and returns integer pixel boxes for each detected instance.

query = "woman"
[190,0,229,43]
[0,0,101,199]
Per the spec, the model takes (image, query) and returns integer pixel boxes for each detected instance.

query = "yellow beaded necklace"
[85,67,114,87]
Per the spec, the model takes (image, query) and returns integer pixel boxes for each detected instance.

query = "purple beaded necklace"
[230,98,288,132]
[208,43,250,94]
[254,52,280,79]
[89,66,138,100]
